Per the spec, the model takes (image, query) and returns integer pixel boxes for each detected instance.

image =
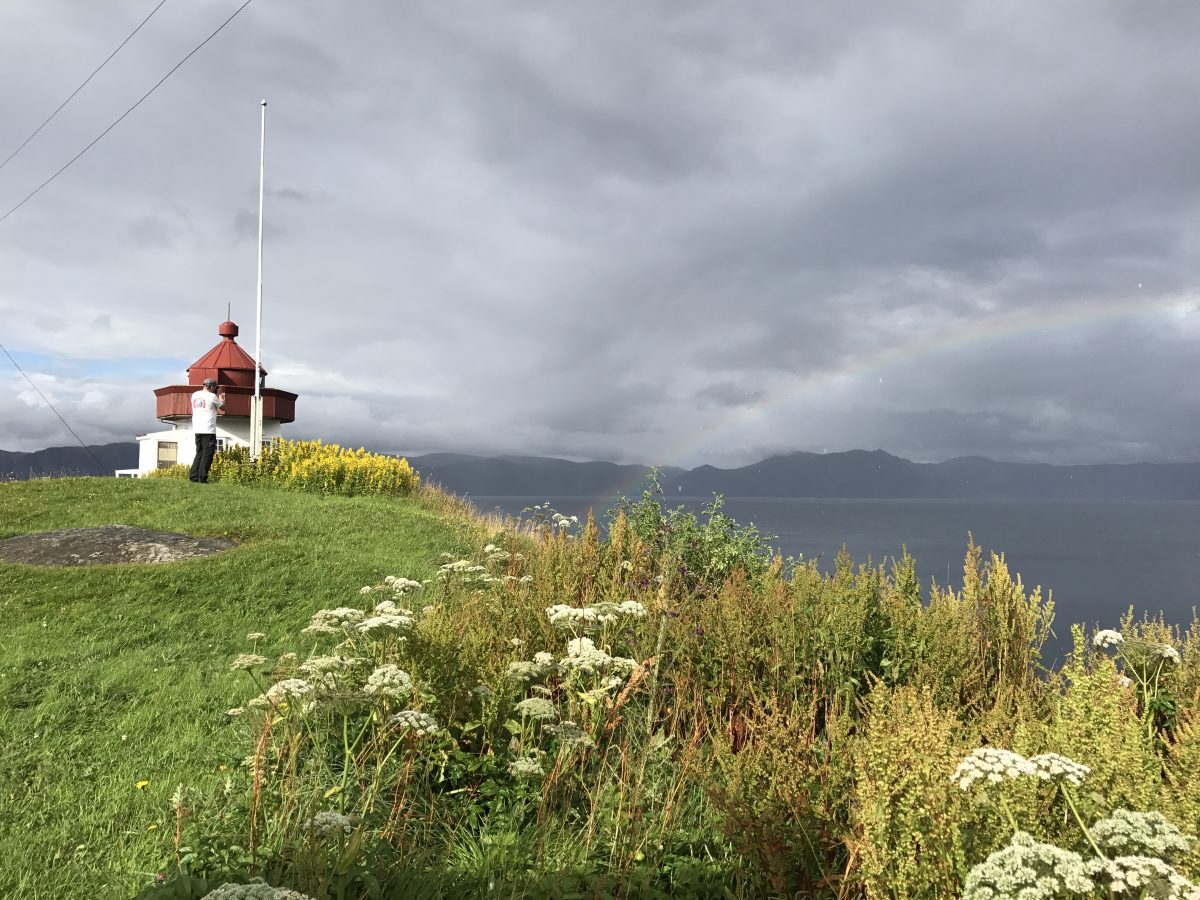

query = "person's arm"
[215,392,226,411]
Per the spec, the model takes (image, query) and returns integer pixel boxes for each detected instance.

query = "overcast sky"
[1,1,1198,466]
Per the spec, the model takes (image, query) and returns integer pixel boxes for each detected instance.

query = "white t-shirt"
[190,389,223,434]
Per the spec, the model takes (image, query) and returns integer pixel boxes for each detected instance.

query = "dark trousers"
[190,433,217,483]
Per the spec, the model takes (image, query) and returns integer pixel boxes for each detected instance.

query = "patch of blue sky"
[4,348,55,370]
[2,348,179,379]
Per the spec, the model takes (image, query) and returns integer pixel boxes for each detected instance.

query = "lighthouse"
[118,319,298,476]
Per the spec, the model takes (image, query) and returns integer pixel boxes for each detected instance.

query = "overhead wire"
[0,0,256,226]
[0,0,172,175]
[1,0,258,466]
[0,341,106,473]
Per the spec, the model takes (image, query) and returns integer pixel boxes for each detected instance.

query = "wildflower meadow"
[2,472,1199,898]
[135,476,1200,899]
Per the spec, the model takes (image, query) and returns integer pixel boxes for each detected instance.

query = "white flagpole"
[251,98,267,459]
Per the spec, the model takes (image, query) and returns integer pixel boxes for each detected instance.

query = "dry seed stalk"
[606,656,658,734]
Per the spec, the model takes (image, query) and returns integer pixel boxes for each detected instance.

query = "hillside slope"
[0,479,476,898]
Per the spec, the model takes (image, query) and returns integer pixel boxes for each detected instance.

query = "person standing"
[189,377,225,483]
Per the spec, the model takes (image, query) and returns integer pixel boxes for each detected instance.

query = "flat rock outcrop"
[0,524,237,566]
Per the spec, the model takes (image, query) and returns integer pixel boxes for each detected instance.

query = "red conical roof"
[187,320,267,386]
[154,318,297,423]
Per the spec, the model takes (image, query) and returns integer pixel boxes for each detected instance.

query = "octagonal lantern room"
[153,319,297,423]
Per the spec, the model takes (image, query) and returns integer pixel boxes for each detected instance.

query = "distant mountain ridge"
[410,448,1200,501]
[407,452,678,500]
[5,443,1200,500]
[653,449,1200,500]
[0,443,138,480]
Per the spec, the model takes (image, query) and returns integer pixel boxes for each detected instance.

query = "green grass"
[0,478,477,899]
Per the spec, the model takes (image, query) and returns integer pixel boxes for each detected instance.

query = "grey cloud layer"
[1,1,1197,464]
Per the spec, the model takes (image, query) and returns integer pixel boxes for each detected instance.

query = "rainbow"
[649,289,1197,474]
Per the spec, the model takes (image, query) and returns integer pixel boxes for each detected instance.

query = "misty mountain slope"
[5,443,1200,499]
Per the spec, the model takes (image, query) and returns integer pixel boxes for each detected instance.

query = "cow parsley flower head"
[515,697,557,721]
[616,600,647,618]
[389,709,440,736]
[230,654,268,672]
[370,600,405,616]
[610,657,639,677]
[302,811,355,840]
[363,665,412,699]
[1094,629,1125,650]
[507,653,556,681]
[299,655,360,678]
[546,604,599,629]
[356,614,414,638]
[1092,855,1200,898]
[567,636,597,656]
[1091,809,1195,863]
[507,754,545,779]
[246,632,266,641]
[952,747,1036,790]
[506,661,540,681]
[201,880,315,900]
[964,831,1096,899]
[1156,644,1182,666]
[226,707,245,717]
[545,720,594,749]
[383,575,422,593]
[265,679,314,706]
[1028,752,1090,786]
[303,607,366,635]
[559,637,616,677]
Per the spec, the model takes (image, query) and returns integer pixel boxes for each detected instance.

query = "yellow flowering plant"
[206,439,419,497]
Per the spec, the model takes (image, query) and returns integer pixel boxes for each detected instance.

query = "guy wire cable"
[0,341,106,473]
[0,0,172,174]
[0,0,256,226]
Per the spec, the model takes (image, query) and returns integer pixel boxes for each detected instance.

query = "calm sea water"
[466,495,1200,664]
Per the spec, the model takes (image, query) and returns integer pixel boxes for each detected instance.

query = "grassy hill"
[3,474,1200,900]
[0,478,478,898]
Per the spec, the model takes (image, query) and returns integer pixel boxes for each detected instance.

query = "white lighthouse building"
[118,319,298,476]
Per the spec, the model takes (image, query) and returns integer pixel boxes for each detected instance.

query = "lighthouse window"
[156,441,178,468]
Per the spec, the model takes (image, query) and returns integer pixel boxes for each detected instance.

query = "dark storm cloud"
[1,1,1198,466]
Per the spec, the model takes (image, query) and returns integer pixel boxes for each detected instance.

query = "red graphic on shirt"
[193,399,206,409]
